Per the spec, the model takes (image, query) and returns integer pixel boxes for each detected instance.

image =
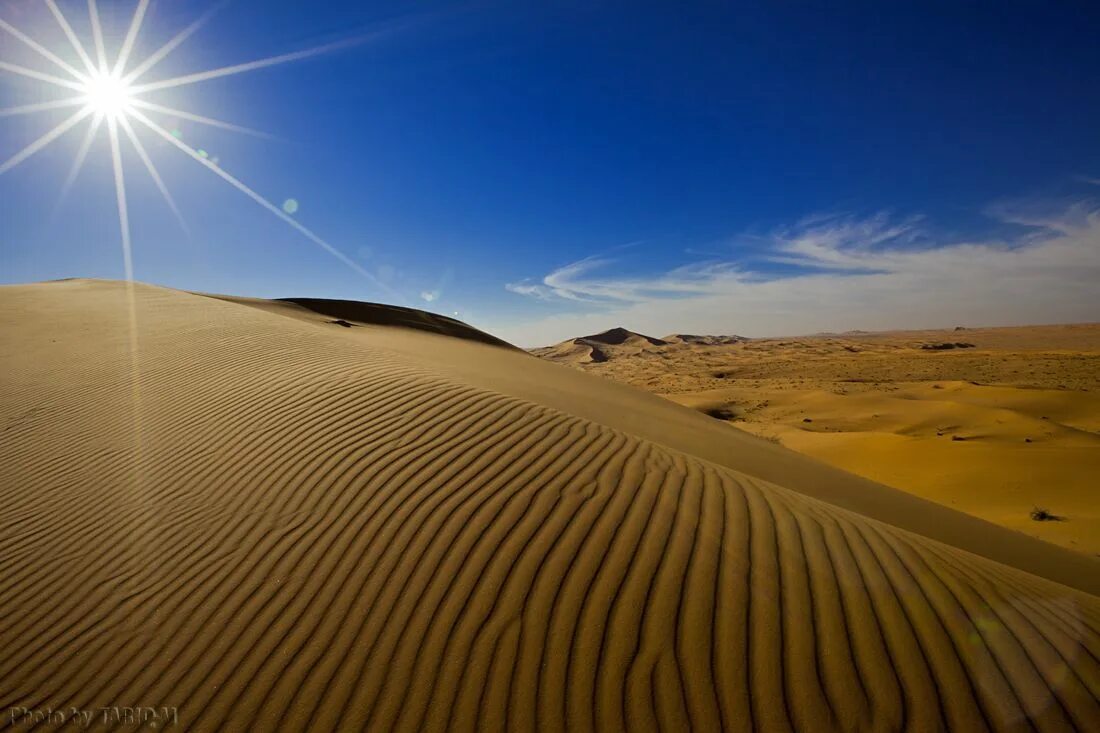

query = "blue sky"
[1,0,1098,345]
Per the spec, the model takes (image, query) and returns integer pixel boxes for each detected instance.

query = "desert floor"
[535,324,1100,557]
[1,281,1098,731]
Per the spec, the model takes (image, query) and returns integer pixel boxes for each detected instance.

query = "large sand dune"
[1,280,1098,731]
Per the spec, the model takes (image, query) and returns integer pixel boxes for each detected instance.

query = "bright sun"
[81,71,134,118]
[0,0,388,296]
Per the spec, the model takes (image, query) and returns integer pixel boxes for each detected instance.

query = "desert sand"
[535,325,1100,557]
[1,280,1098,731]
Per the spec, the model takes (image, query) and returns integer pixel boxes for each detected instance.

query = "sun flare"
[81,71,135,119]
[0,0,388,295]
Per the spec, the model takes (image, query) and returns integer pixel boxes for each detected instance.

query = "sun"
[0,0,392,297]
[82,71,135,119]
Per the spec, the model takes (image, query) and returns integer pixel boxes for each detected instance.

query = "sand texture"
[536,326,1100,556]
[2,281,1098,731]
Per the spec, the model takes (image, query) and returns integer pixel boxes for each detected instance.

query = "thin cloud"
[497,201,1100,346]
[504,281,556,300]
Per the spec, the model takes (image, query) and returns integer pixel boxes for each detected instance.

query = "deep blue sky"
[2,1,1099,342]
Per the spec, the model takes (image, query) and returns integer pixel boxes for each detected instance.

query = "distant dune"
[663,333,746,346]
[2,280,1098,731]
[533,328,746,365]
[580,326,668,347]
[531,327,669,364]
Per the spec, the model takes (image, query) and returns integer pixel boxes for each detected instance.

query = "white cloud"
[504,281,556,300]
[420,290,440,302]
[496,202,1100,347]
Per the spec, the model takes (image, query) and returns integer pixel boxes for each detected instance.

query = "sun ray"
[0,60,86,92]
[45,0,97,75]
[112,0,151,77]
[53,112,102,217]
[107,116,135,286]
[0,105,92,176]
[107,114,146,497]
[118,116,189,234]
[86,0,110,73]
[0,17,87,81]
[130,35,368,94]
[0,97,86,119]
[121,0,229,85]
[131,109,398,299]
[129,98,272,139]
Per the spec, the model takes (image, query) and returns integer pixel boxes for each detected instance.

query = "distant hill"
[581,326,667,346]
[662,333,745,346]
[530,326,668,363]
[531,327,749,364]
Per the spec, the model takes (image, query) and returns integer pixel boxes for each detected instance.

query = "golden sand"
[537,325,1100,556]
[1,280,1097,731]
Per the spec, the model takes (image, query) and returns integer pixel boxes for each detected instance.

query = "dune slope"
[546,326,1100,554]
[1,280,1098,731]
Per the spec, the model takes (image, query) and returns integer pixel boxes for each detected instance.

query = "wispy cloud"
[766,212,925,271]
[509,256,751,303]
[497,201,1100,346]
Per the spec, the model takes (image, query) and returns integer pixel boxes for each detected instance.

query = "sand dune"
[540,325,1100,556]
[668,381,1100,555]
[1,280,1098,731]
[531,327,669,364]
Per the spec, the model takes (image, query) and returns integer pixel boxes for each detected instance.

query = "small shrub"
[1030,507,1066,522]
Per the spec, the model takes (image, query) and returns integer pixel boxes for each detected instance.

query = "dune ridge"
[279,297,516,349]
[1,280,1098,731]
